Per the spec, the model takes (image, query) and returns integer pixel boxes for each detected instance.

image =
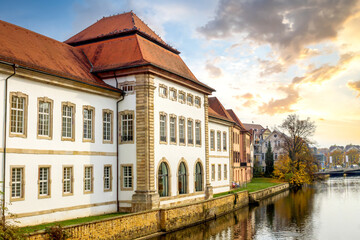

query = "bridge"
[316,167,360,177]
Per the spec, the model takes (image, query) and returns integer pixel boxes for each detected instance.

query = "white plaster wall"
[6,76,117,153]
[153,76,206,198]
[1,75,119,225]
[116,75,137,203]
[209,121,231,193]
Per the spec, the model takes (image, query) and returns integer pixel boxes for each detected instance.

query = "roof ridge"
[135,35,147,64]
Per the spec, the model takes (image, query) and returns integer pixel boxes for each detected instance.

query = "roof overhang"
[96,63,215,95]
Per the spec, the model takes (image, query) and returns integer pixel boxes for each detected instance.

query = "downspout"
[114,72,124,212]
[2,64,16,225]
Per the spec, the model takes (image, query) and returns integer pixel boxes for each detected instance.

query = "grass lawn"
[213,177,284,198]
[21,212,127,234]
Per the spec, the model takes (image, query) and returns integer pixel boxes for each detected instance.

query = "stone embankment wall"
[28,183,288,240]
[249,183,289,203]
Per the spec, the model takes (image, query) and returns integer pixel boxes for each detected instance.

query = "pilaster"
[204,95,213,199]
[229,126,234,187]
[132,73,159,211]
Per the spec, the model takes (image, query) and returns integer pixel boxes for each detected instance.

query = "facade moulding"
[0,63,122,98]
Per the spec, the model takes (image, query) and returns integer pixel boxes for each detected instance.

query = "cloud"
[233,93,257,108]
[205,59,223,78]
[199,0,359,72]
[292,52,357,85]
[242,93,253,99]
[347,80,360,97]
[258,52,357,115]
[258,84,300,115]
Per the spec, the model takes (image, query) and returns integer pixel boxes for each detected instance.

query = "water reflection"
[150,176,360,240]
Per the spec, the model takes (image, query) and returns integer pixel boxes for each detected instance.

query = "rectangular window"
[121,165,133,190]
[11,167,24,200]
[224,164,227,180]
[187,93,193,105]
[170,115,176,144]
[10,92,28,137]
[217,131,221,151]
[38,98,52,138]
[179,117,185,144]
[84,166,93,193]
[103,110,113,143]
[83,106,94,141]
[210,130,215,151]
[39,167,50,197]
[160,113,167,143]
[195,121,201,146]
[63,167,73,195]
[194,96,201,108]
[223,132,227,151]
[159,84,167,98]
[119,82,135,93]
[211,164,215,181]
[120,111,134,143]
[104,166,112,191]
[187,119,193,145]
[218,164,221,180]
[178,91,185,103]
[62,102,75,141]
[169,88,177,101]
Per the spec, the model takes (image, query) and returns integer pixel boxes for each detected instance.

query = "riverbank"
[27,182,289,240]
[214,178,284,197]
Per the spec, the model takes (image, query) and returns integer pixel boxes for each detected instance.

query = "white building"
[208,97,233,194]
[260,130,285,163]
[0,12,217,226]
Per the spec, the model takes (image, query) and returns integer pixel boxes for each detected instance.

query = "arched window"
[195,162,203,191]
[158,162,169,197]
[178,162,187,194]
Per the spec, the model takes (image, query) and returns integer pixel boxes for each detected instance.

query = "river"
[150,176,360,240]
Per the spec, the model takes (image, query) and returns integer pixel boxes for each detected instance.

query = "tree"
[330,150,344,167]
[347,149,359,165]
[276,114,317,188]
[265,142,274,176]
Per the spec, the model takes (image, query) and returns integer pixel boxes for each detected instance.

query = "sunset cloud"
[199,0,358,73]
[258,84,300,115]
[347,80,360,97]
[258,52,357,115]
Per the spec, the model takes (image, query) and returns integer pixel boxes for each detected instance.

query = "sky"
[1,0,360,148]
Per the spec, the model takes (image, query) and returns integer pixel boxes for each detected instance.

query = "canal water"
[150,176,360,240]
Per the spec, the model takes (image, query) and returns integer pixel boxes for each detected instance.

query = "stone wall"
[27,184,288,240]
[249,183,289,203]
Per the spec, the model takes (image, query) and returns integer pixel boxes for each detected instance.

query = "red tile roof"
[65,12,175,52]
[0,20,118,91]
[77,34,198,82]
[208,97,234,123]
[66,11,214,93]
[243,123,264,131]
[226,109,246,130]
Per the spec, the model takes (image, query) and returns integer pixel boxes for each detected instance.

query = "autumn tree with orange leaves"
[274,114,317,188]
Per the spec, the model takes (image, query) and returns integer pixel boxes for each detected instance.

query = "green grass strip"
[20,212,127,234]
[213,177,284,198]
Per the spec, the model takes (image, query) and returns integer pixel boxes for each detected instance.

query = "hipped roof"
[0,20,118,91]
[208,97,234,123]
